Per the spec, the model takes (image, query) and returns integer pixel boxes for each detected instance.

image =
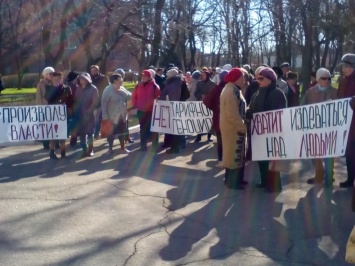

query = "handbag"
[269,160,290,172]
[100,119,113,138]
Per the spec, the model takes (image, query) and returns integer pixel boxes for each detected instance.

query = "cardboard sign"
[251,98,353,160]
[0,105,68,142]
[151,100,213,135]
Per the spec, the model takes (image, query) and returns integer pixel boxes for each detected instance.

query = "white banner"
[251,98,353,160]
[151,100,213,135]
[0,105,67,143]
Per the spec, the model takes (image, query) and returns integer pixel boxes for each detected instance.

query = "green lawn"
[1,82,137,95]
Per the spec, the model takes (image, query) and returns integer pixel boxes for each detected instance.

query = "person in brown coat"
[301,68,338,187]
[337,54,355,188]
[220,68,247,189]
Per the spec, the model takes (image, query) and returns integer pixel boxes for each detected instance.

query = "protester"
[75,72,99,157]
[90,65,109,140]
[114,68,134,144]
[280,62,290,80]
[212,67,221,84]
[66,71,80,147]
[203,70,228,167]
[159,68,182,154]
[300,68,338,187]
[101,73,131,155]
[220,68,247,189]
[247,67,287,193]
[132,70,160,152]
[194,71,216,142]
[272,66,288,95]
[36,66,55,150]
[187,70,200,101]
[44,72,74,159]
[337,53,355,188]
[155,68,166,90]
[285,71,300,107]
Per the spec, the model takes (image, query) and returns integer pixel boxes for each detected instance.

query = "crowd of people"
[35,54,355,194]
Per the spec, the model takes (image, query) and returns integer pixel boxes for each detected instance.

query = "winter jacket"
[159,76,182,101]
[338,70,355,156]
[132,79,160,112]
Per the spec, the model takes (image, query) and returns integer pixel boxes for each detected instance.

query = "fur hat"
[224,68,243,83]
[259,67,277,82]
[166,69,179,78]
[42,67,55,77]
[222,64,233,71]
[67,71,79,82]
[316,68,331,81]
[79,72,92,84]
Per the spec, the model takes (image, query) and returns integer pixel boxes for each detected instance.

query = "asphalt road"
[0,134,354,266]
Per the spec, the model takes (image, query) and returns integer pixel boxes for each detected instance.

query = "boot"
[49,150,58,159]
[60,150,66,158]
[81,145,88,158]
[207,133,213,142]
[224,169,230,186]
[340,157,355,188]
[256,161,268,188]
[87,144,94,157]
[226,168,244,190]
[307,159,324,184]
[194,135,201,143]
[238,167,248,185]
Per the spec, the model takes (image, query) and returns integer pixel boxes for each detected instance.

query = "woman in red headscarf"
[220,68,247,189]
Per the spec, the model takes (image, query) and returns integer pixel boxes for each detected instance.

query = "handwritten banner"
[251,98,353,160]
[151,100,213,135]
[0,105,67,143]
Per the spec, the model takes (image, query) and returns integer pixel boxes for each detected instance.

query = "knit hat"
[316,68,331,81]
[186,71,191,76]
[79,72,92,84]
[272,66,283,79]
[148,69,156,78]
[191,70,201,80]
[340,53,355,67]
[67,71,79,82]
[42,67,55,77]
[224,68,243,83]
[259,67,277,82]
[114,68,125,78]
[166,69,179,78]
[90,65,99,70]
[219,70,229,82]
[222,64,233,71]
[280,62,290,68]
[142,70,152,79]
[215,67,221,74]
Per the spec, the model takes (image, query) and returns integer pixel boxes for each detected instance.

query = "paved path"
[0,134,354,265]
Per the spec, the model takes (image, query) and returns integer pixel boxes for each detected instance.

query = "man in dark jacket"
[90,65,109,139]
[337,54,355,188]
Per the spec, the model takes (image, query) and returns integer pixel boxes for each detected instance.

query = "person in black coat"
[247,67,287,193]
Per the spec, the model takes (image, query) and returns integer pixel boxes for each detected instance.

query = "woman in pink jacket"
[132,70,160,151]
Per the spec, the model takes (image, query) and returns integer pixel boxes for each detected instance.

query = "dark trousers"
[258,160,281,192]
[216,132,222,161]
[137,110,158,148]
[107,119,126,150]
[94,108,102,137]
[346,156,355,183]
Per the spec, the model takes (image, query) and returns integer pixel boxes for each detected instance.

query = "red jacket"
[132,80,160,112]
[338,71,355,156]
[203,81,226,132]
